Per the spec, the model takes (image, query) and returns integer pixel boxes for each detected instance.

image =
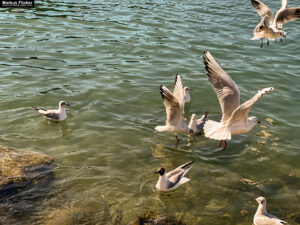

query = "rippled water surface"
[1,0,300,224]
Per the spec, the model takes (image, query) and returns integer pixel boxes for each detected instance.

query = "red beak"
[257,121,261,124]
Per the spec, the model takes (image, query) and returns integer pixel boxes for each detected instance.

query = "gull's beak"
[205,112,209,118]
[66,103,71,107]
[154,171,159,174]
[189,88,193,91]
[257,121,261,124]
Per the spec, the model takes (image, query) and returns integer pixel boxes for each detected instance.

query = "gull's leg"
[222,141,227,151]
[275,39,277,43]
[260,38,263,48]
[280,38,283,42]
[175,135,180,142]
[267,39,269,46]
[218,140,223,148]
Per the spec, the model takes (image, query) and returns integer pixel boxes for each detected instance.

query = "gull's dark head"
[59,101,70,108]
[154,167,165,176]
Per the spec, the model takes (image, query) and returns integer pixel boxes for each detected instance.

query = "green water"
[0,0,300,224]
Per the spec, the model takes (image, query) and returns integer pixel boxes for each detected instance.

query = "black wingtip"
[181,160,194,169]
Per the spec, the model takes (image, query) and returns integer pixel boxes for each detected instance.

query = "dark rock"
[128,211,186,225]
[0,145,55,191]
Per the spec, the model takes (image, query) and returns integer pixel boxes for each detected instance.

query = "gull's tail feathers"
[204,120,231,140]
[179,177,190,185]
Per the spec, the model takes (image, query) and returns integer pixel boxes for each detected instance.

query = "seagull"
[154,161,194,191]
[155,74,193,142]
[253,197,288,225]
[250,0,300,47]
[202,51,274,151]
[32,101,70,121]
[188,112,209,134]
[183,86,191,104]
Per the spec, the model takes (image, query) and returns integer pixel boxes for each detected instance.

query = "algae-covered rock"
[0,145,55,190]
[128,211,186,225]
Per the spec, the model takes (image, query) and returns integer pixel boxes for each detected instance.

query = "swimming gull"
[154,161,194,191]
[183,86,191,104]
[202,51,274,151]
[251,0,300,47]
[32,101,70,121]
[155,74,193,142]
[188,112,209,134]
[253,197,287,225]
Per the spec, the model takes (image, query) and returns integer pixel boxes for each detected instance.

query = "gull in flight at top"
[154,161,194,191]
[250,0,300,47]
[32,101,70,121]
[155,74,193,142]
[202,51,274,151]
[253,197,288,225]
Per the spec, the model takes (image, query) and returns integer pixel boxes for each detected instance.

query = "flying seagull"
[250,0,300,47]
[253,197,287,225]
[155,74,193,142]
[32,101,70,121]
[154,161,194,191]
[202,51,274,151]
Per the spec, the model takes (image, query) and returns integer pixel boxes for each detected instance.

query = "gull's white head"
[255,196,266,206]
[248,116,261,127]
[184,87,191,103]
[59,101,70,109]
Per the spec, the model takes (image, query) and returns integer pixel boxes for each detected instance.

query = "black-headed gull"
[202,51,274,151]
[32,101,70,121]
[251,0,300,47]
[154,161,194,191]
[155,74,193,142]
[253,197,287,225]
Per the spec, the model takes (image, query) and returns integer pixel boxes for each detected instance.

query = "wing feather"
[203,51,240,123]
[160,85,183,126]
[227,87,274,126]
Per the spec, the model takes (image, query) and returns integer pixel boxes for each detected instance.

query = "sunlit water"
[0,0,300,224]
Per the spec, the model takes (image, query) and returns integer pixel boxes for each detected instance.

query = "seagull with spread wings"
[202,51,274,151]
[154,161,194,191]
[32,101,70,121]
[155,74,193,142]
[250,0,300,47]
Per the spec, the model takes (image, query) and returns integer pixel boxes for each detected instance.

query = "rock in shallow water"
[0,145,55,191]
[128,211,186,225]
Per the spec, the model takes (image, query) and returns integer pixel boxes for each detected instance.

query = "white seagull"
[183,86,191,104]
[203,51,274,151]
[253,197,288,225]
[188,112,209,134]
[32,101,70,121]
[251,0,300,47]
[154,161,194,191]
[155,74,193,142]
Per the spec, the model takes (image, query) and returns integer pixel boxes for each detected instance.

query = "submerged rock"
[128,211,186,225]
[0,145,56,223]
[0,145,55,191]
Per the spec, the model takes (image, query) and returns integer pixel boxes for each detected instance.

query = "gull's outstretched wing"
[227,87,274,126]
[160,85,184,126]
[251,0,274,21]
[203,51,240,123]
[274,7,300,29]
